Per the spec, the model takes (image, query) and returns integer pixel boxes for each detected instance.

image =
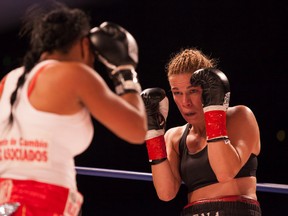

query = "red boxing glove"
[204,105,228,141]
[146,135,167,164]
[191,68,230,142]
[141,88,169,164]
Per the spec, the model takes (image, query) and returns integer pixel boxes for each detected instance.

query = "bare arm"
[31,62,147,144]
[150,127,183,201]
[75,63,147,144]
[207,105,260,182]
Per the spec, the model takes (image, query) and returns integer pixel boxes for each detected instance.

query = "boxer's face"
[169,73,204,124]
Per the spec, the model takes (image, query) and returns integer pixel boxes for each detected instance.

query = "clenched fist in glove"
[141,88,169,165]
[190,68,230,142]
[89,22,141,95]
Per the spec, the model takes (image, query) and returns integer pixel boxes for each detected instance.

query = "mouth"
[184,112,196,117]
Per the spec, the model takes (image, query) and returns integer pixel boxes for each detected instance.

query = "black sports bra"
[179,124,258,193]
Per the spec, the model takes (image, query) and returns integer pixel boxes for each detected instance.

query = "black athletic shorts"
[181,195,261,216]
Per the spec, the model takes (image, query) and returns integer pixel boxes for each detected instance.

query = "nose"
[182,93,192,107]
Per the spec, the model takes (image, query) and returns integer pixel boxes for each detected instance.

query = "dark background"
[0,0,287,215]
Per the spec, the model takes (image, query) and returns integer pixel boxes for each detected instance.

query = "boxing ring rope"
[75,166,288,195]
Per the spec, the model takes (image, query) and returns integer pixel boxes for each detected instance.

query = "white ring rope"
[76,166,288,194]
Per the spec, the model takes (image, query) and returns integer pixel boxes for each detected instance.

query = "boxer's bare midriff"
[188,176,257,202]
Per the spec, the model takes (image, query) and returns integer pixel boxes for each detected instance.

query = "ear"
[81,37,95,67]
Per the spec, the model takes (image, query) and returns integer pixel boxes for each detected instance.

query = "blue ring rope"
[76,166,288,195]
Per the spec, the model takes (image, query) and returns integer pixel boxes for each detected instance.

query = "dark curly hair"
[8,2,91,124]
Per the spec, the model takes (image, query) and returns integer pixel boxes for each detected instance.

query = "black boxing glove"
[141,88,169,165]
[89,22,141,95]
[190,68,230,142]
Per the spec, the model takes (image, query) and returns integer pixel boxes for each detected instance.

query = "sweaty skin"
[151,73,260,202]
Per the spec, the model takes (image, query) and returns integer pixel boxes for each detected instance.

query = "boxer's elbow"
[157,190,177,202]
[123,123,147,144]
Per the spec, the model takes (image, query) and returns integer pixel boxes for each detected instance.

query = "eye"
[172,91,181,96]
[189,88,199,94]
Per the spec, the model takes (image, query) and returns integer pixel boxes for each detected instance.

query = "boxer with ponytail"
[0,2,146,215]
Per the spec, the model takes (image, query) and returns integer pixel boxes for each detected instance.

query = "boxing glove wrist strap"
[150,158,167,165]
[112,65,142,95]
[204,105,228,142]
[145,129,164,140]
[146,135,167,164]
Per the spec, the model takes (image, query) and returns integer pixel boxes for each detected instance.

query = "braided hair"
[8,2,91,125]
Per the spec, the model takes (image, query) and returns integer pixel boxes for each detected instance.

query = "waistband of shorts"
[0,178,71,197]
[184,195,260,209]
[0,178,83,215]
